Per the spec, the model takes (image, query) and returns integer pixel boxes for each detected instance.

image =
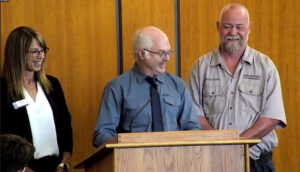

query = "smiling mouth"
[226,35,240,41]
[158,61,167,66]
[33,61,42,65]
[227,38,239,41]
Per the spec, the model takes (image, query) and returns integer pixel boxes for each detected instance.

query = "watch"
[57,162,69,172]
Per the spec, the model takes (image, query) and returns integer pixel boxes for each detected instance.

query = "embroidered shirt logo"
[243,74,261,80]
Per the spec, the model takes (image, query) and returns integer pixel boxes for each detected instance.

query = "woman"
[1,26,73,172]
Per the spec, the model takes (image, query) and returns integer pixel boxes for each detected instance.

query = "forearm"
[240,117,279,139]
[61,152,72,163]
[198,116,214,130]
[56,152,72,172]
[93,131,115,147]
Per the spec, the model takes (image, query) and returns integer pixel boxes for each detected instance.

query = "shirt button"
[231,91,234,94]
[229,122,232,125]
[229,107,233,109]
[211,92,215,95]
[249,90,253,93]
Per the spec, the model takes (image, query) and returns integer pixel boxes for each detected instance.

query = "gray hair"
[132,31,153,60]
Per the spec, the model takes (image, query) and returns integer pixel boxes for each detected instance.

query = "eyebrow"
[223,23,245,25]
[28,49,44,52]
[29,47,43,50]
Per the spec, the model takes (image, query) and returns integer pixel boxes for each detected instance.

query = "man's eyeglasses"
[143,49,173,58]
[28,48,49,56]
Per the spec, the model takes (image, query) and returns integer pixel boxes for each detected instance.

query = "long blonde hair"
[2,26,52,101]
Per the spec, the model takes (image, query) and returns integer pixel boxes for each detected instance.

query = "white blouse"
[24,82,59,159]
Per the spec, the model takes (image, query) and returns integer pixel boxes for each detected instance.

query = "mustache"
[158,60,168,65]
[225,35,241,40]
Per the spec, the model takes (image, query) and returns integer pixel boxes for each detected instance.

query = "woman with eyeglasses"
[1,26,73,172]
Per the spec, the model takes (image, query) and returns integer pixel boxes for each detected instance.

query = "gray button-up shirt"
[93,64,201,147]
[188,46,286,159]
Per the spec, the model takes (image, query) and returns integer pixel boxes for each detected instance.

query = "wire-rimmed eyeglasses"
[143,49,173,58]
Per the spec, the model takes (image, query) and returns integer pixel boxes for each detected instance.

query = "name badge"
[12,99,29,109]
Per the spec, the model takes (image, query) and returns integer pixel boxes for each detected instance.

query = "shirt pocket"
[203,85,226,115]
[238,83,263,113]
[123,101,150,131]
[163,96,181,129]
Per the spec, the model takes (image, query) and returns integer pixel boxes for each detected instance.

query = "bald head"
[132,26,171,76]
[219,3,250,24]
[133,26,169,59]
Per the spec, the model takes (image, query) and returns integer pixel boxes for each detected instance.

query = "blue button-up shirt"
[93,64,201,147]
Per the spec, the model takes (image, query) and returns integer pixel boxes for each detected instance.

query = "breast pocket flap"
[163,97,181,106]
[203,86,225,97]
[238,83,262,96]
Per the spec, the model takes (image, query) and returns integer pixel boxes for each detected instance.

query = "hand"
[198,116,214,130]
[240,117,280,139]
[56,167,65,172]
[56,152,71,172]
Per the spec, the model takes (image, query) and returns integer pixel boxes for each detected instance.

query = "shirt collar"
[132,63,165,84]
[241,46,253,65]
[210,45,253,66]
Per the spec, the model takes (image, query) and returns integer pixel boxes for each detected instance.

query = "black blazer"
[1,75,73,155]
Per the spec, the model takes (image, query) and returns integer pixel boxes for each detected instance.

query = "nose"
[229,25,243,36]
[37,51,46,58]
[162,54,170,61]
[228,27,238,35]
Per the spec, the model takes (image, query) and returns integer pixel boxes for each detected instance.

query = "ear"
[137,50,147,60]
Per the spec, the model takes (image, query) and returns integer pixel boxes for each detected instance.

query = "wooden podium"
[74,130,260,172]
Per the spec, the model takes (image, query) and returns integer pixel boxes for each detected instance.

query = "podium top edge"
[106,139,261,148]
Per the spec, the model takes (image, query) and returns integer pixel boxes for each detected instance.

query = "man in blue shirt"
[93,26,201,147]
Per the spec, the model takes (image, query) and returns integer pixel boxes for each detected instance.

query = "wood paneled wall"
[121,0,176,74]
[1,0,299,171]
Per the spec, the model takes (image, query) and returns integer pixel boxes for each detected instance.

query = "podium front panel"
[115,144,245,172]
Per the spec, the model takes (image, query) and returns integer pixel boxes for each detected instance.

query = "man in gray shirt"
[187,3,286,172]
[93,26,201,147]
